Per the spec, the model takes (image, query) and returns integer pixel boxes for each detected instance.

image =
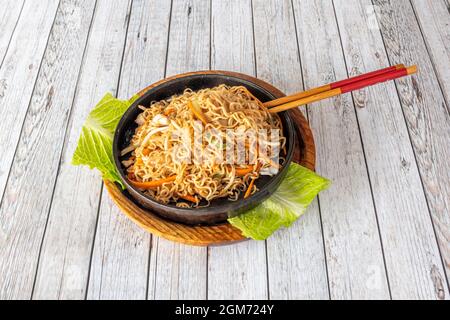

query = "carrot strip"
[178,193,199,203]
[234,165,254,176]
[129,175,176,189]
[164,108,175,116]
[244,179,256,199]
[244,162,262,199]
[188,100,210,124]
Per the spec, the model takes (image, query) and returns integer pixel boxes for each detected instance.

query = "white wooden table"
[0,0,449,300]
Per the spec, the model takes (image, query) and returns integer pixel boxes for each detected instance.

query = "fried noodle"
[122,85,286,207]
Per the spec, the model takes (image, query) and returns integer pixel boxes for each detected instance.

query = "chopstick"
[267,65,417,114]
[263,64,405,108]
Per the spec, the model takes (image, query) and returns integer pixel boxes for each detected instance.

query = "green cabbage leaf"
[228,163,330,240]
[71,93,138,188]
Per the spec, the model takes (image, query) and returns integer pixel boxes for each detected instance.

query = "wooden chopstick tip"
[407,65,418,75]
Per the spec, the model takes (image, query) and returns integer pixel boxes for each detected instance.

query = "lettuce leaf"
[71,93,138,188]
[228,163,330,240]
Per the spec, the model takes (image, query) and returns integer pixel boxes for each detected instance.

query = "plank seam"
[30,0,99,300]
[149,0,173,300]
[409,0,450,114]
[331,0,392,299]
[206,247,209,300]
[84,0,135,299]
[372,0,450,292]
[0,0,25,69]
[152,238,159,299]
[24,0,65,299]
[250,0,258,78]
[206,0,213,301]
[249,0,270,300]
[0,3,62,298]
[145,236,152,299]
[84,183,104,300]
[0,0,61,214]
[290,0,308,120]
[316,197,331,299]
[291,0,331,300]
[116,0,135,98]
[208,0,212,71]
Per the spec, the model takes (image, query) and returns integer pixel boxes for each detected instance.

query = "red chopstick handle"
[330,65,403,89]
[340,68,410,93]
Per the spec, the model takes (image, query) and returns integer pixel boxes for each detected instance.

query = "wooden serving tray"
[104,71,315,246]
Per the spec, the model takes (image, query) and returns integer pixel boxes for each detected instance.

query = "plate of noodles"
[113,73,296,225]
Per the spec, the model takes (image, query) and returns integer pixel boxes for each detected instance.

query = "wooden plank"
[147,0,210,300]
[411,0,450,106]
[117,0,172,99]
[207,0,268,300]
[163,0,210,76]
[87,189,150,300]
[0,0,94,299]
[32,0,132,300]
[87,0,171,300]
[0,0,59,225]
[0,0,24,64]
[334,0,449,299]
[291,0,390,299]
[374,0,450,289]
[252,0,329,299]
[210,0,255,75]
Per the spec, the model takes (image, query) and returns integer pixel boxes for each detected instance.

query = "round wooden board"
[104,71,315,246]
